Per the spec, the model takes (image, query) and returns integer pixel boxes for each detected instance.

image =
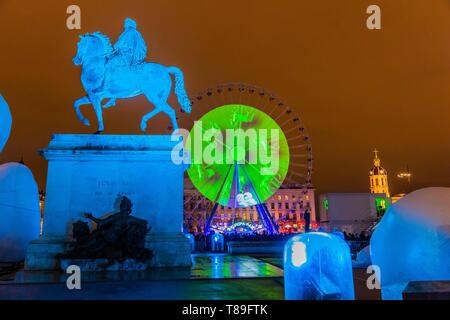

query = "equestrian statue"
[73,18,191,133]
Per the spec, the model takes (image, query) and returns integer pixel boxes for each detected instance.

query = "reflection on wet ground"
[191,254,283,279]
[0,254,380,300]
[0,254,283,285]
[0,254,285,300]
[0,278,285,300]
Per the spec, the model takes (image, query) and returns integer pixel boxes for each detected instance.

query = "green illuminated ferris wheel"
[179,83,313,234]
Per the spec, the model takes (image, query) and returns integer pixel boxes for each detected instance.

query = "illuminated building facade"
[184,182,316,234]
[369,149,390,197]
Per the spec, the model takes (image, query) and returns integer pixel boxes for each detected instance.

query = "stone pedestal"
[25,134,190,270]
[145,233,192,267]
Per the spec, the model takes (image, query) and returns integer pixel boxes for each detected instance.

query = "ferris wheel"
[178,83,313,234]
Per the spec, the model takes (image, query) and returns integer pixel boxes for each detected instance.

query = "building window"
[271,202,275,210]
[285,195,289,201]
[285,203,289,209]
[278,202,282,209]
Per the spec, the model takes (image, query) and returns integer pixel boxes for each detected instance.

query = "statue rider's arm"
[84,213,102,224]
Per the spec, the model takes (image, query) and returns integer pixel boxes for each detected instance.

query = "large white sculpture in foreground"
[371,187,450,300]
[0,95,40,262]
[284,232,355,300]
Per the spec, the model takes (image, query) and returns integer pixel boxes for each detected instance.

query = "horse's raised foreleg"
[74,96,91,126]
[140,108,161,132]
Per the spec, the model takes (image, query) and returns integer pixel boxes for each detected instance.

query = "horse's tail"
[167,66,191,113]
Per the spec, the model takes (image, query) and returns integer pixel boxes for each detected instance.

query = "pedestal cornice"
[38,134,184,161]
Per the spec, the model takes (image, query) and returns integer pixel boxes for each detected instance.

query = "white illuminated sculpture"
[284,232,355,300]
[0,95,40,262]
[371,187,450,300]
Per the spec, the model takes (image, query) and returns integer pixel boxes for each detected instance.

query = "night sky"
[0,0,449,197]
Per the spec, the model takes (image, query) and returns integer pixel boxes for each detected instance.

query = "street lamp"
[397,165,412,192]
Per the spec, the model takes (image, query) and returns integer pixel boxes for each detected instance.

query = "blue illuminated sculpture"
[25,20,192,270]
[284,232,355,300]
[211,233,225,252]
[0,95,11,153]
[185,233,196,252]
[371,188,450,300]
[73,18,191,133]
[0,95,40,262]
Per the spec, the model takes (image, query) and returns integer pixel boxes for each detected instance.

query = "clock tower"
[369,149,390,197]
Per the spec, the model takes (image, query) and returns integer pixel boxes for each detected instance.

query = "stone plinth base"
[146,233,191,267]
[25,134,189,270]
[59,258,150,272]
[25,237,68,270]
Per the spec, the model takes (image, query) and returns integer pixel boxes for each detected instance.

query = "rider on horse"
[73,18,191,133]
[113,18,147,67]
[97,18,147,97]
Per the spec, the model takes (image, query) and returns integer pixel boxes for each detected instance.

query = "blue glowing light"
[185,233,195,252]
[0,95,11,153]
[210,233,224,252]
[371,188,450,299]
[0,95,41,262]
[284,232,355,300]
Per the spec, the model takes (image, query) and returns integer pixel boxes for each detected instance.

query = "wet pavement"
[0,278,285,300]
[0,254,285,300]
[0,253,380,300]
[190,254,283,279]
[0,254,283,285]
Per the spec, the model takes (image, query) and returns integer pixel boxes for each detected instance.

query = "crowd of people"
[192,230,372,243]
[342,231,371,242]
[223,232,292,242]
[189,228,373,253]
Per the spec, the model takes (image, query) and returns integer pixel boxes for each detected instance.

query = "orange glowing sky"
[0,0,449,196]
